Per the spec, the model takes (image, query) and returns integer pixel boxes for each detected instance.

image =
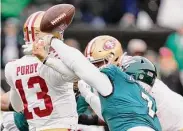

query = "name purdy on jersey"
[5,54,78,130]
[16,63,38,76]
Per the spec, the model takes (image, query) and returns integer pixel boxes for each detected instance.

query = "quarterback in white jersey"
[4,11,78,131]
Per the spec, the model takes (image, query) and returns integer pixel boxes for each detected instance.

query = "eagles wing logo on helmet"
[122,59,137,71]
[103,39,116,50]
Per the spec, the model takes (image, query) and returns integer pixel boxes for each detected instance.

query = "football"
[40,4,75,32]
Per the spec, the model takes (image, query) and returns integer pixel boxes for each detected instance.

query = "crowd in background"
[2,0,183,29]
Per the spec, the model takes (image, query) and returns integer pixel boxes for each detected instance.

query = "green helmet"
[122,56,157,86]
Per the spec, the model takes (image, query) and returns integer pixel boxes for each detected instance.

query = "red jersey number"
[15,76,53,119]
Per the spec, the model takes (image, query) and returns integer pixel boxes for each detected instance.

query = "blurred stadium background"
[1,0,183,130]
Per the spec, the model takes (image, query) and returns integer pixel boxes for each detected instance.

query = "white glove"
[22,44,33,55]
[78,80,93,99]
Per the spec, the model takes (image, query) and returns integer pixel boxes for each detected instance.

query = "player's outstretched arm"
[33,37,113,96]
[39,57,78,82]
[78,80,104,121]
[31,39,78,82]
[50,39,113,96]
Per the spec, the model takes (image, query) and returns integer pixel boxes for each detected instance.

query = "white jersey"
[149,79,183,131]
[5,55,78,130]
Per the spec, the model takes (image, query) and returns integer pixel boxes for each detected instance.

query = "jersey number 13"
[15,76,53,120]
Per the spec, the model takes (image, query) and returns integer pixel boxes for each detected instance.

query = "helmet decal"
[122,59,137,70]
[139,74,144,79]
[147,71,153,77]
[103,39,116,50]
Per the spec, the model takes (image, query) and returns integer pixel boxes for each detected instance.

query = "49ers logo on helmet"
[103,39,116,50]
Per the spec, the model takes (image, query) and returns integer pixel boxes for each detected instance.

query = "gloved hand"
[22,44,33,55]
[22,35,55,56]
[32,35,55,62]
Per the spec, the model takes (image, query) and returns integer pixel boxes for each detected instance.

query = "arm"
[50,39,113,96]
[40,57,78,82]
[78,80,104,121]
[32,38,113,96]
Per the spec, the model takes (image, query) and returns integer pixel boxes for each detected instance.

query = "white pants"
[2,112,36,131]
[127,126,155,131]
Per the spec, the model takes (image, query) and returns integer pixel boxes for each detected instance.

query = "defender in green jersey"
[79,36,161,131]
[99,64,161,131]
[80,36,162,131]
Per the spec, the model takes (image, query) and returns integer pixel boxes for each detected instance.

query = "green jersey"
[14,112,29,131]
[77,95,93,115]
[99,64,161,131]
